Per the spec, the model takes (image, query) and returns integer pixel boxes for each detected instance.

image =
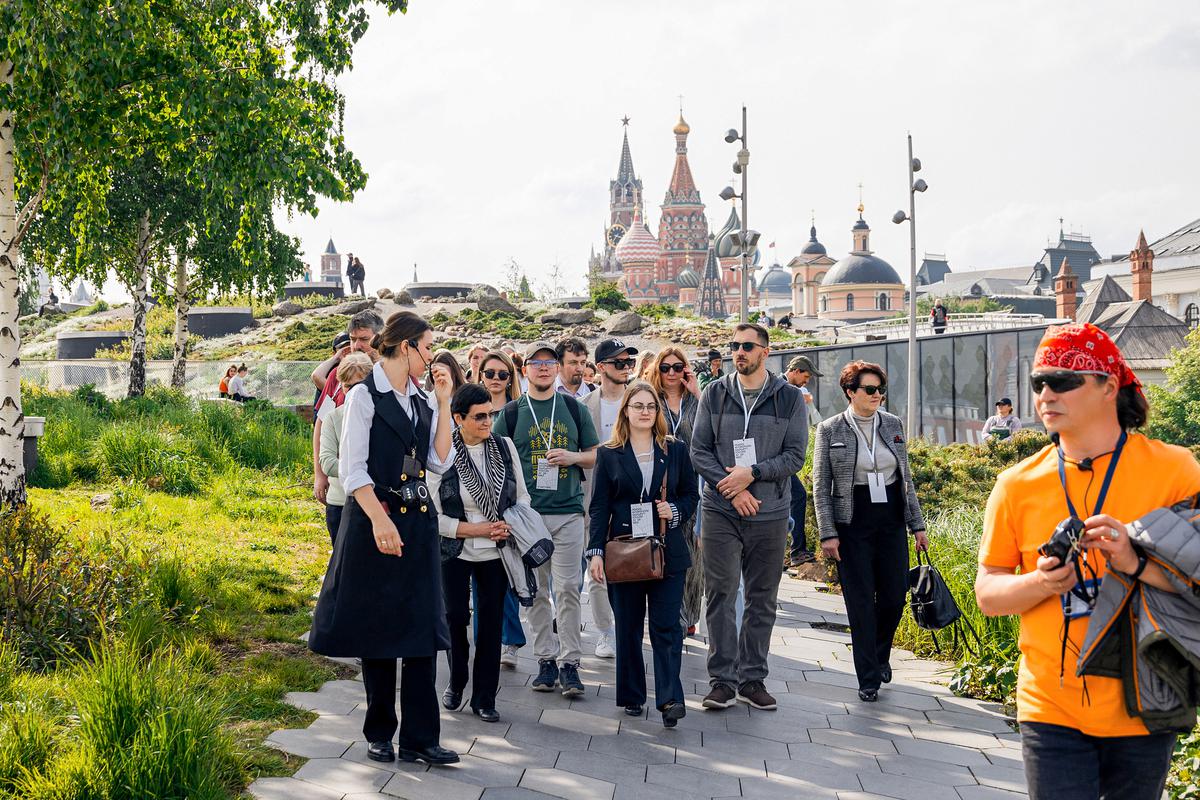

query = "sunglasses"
[1030,370,1108,394]
[481,369,510,381]
[629,402,659,414]
[464,412,492,423]
[604,358,636,370]
[728,342,763,353]
[658,362,686,374]
[856,385,886,396]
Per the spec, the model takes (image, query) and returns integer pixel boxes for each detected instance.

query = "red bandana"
[1033,322,1141,392]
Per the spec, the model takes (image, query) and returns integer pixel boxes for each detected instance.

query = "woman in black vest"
[586,380,699,727]
[430,383,530,723]
[308,311,459,766]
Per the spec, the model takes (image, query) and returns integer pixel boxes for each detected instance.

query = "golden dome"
[673,113,690,135]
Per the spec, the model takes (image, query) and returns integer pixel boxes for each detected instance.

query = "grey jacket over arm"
[1076,493,1200,733]
[812,410,926,540]
[689,372,807,522]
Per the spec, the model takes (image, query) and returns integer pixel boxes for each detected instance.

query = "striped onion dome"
[614,204,659,266]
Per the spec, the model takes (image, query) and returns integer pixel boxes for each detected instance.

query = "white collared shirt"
[339,362,454,495]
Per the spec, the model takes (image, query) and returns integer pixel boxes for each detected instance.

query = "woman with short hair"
[812,360,928,702]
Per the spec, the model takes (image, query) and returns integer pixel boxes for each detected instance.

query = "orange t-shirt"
[980,433,1200,737]
[219,377,230,394]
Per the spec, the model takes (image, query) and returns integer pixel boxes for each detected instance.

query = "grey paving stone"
[617,717,704,747]
[478,788,561,799]
[470,734,560,768]
[382,768,486,800]
[781,743,883,772]
[726,710,820,743]
[506,721,591,752]
[645,763,742,797]
[519,768,615,800]
[955,787,1028,799]
[982,747,1023,767]
[266,727,352,759]
[440,753,526,788]
[540,708,620,736]
[809,727,898,756]
[969,762,1027,794]
[827,714,913,739]
[611,782,709,800]
[908,723,1001,750]
[293,757,392,794]
[286,690,360,716]
[587,732,677,765]
[836,793,910,800]
[737,774,842,799]
[876,753,977,786]
[857,770,964,800]
[764,758,867,790]
[248,777,344,800]
[892,737,991,767]
[552,749,647,786]
[925,710,1017,735]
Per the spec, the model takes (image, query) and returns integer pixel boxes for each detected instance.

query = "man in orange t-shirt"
[976,323,1200,800]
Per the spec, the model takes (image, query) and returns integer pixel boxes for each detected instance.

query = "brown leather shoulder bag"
[605,472,667,584]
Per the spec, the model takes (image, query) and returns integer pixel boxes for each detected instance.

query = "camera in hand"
[1039,516,1085,564]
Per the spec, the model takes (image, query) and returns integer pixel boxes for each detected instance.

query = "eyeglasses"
[629,402,659,414]
[527,359,557,369]
[1030,370,1107,394]
[466,412,492,423]
[856,385,886,396]
[481,369,510,381]
[604,358,636,370]
[658,362,686,374]
[728,342,762,353]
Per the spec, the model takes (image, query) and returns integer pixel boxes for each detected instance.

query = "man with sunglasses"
[690,323,807,711]
[581,338,639,657]
[975,323,1200,800]
[495,341,599,698]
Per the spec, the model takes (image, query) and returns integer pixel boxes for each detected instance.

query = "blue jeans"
[472,582,526,648]
[788,475,810,558]
[1021,721,1177,800]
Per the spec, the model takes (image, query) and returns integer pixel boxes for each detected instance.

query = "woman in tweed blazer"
[813,361,928,702]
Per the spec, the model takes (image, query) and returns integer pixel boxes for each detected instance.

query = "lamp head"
[892,210,908,225]
[732,161,742,175]
[913,178,928,193]
[724,128,740,144]
[745,230,761,247]
[719,186,737,202]
[911,157,922,173]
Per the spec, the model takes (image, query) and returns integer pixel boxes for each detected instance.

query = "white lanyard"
[844,410,880,469]
[735,378,760,439]
[525,393,558,451]
[665,396,683,436]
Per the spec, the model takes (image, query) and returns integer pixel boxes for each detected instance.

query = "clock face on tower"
[607,224,627,247]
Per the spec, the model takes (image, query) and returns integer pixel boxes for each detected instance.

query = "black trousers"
[1022,721,1177,800]
[608,571,686,709]
[325,503,343,547]
[835,482,908,692]
[443,556,506,711]
[360,656,439,748]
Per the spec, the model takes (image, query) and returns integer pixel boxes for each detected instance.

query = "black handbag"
[907,549,980,655]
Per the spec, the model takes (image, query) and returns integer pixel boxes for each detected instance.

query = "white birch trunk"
[127,209,151,398]
[170,250,189,389]
[0,56,26,506]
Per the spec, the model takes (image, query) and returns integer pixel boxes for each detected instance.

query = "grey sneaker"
[500,644,520,668]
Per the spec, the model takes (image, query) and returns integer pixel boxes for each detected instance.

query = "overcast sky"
[275,0,1200,296]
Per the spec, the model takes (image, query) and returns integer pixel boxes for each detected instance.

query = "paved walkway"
[251,578,1027,800]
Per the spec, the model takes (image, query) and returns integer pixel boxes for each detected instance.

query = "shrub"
[907,430,1050,512]
[93,423,206,494]
[1169,728,1200,800]
[585,279,630,313]
[1148,327,1200,447]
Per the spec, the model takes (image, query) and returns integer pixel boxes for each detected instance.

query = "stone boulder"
[539,308,595,326]
[477,294,520,315]
[273,301,304,317]
[604,310,644,335]
[395,290,414,306]
[376,287,395,299]
[333,298,376,315]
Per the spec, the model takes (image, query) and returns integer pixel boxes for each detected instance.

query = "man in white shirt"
[981,397,1022,440]
[554,337,592,399]
[582,338,638,658]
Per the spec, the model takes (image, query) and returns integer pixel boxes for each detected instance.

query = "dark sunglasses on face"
[658,362,686,373]
[728,341,762,353]
[605,358,636,370]
[856,385,885,396]
[1030,370,1107,394]
[465,412,492,423]
[481,369,510,381]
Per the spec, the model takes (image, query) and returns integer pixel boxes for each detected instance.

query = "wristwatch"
[1127,551,1148,581]
[750,465,762,481]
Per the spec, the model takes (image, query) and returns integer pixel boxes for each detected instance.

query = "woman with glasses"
[477,350,520,414]
[429,383,530,724]
[586,381,699,727]
[812,360,928,702]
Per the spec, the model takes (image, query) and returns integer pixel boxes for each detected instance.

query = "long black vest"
[308,373,451,658]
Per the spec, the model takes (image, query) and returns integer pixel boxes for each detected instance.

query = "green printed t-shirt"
[496,394,599,515]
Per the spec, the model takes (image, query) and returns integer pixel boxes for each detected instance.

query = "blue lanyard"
[1056,430,1127,520]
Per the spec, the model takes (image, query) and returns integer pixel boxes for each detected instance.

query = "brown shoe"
[737,681,777,710]
[702,684,737,709]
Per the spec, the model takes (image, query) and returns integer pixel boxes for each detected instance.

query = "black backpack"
[907,550,980,655]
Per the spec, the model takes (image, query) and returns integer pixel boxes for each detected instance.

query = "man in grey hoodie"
[690,323,808,711]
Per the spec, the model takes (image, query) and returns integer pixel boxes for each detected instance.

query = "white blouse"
[339,362,454,496]
[429,437,531,562]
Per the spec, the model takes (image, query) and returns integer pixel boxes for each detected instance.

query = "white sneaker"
[595,631,615,659]
[500,644,520,668]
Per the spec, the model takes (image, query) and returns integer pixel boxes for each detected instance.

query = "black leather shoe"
[367,741,395,762]
[661,701,686,728]
[473,707,501,723]
[623,704,644,717]
[398,744,460,765]
[442,687,463,711]
[858,689,879,703]
[880,665,892,684]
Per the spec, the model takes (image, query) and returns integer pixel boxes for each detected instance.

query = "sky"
[273,0,1200,297]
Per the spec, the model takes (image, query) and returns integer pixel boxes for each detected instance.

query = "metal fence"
[22,360,322,406]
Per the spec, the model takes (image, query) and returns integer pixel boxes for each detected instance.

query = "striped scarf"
[451,428,506,522]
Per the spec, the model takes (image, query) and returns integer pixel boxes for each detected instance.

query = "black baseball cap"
[595,338,638,363]
[332,331,351,351]
[996,397,1013,407]
[706,348,722,361]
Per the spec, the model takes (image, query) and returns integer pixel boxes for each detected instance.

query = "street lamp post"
[721,106,758,322]
[892,134,928,435]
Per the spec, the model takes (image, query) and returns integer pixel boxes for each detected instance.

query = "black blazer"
[587,438,699,575]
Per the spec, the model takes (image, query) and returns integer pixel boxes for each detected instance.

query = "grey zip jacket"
[689,372,807,522]
[1076,493,1200,733]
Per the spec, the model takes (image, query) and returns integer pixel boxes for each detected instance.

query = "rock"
[90,493,112,510]
[477,294,520,315]
[604,310,644,335]
[395,290,414,306]
[333,298,376,315]
[273,301,304,317]
[539,308,595,325]
[376,287,394,299]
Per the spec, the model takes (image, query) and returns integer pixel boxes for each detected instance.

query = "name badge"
[867,472,888,504]
[630,502,654,538]
[733,438,757,469]
[536,458,559,491]
[1062,579,1099,619]
[474,537,498,550]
